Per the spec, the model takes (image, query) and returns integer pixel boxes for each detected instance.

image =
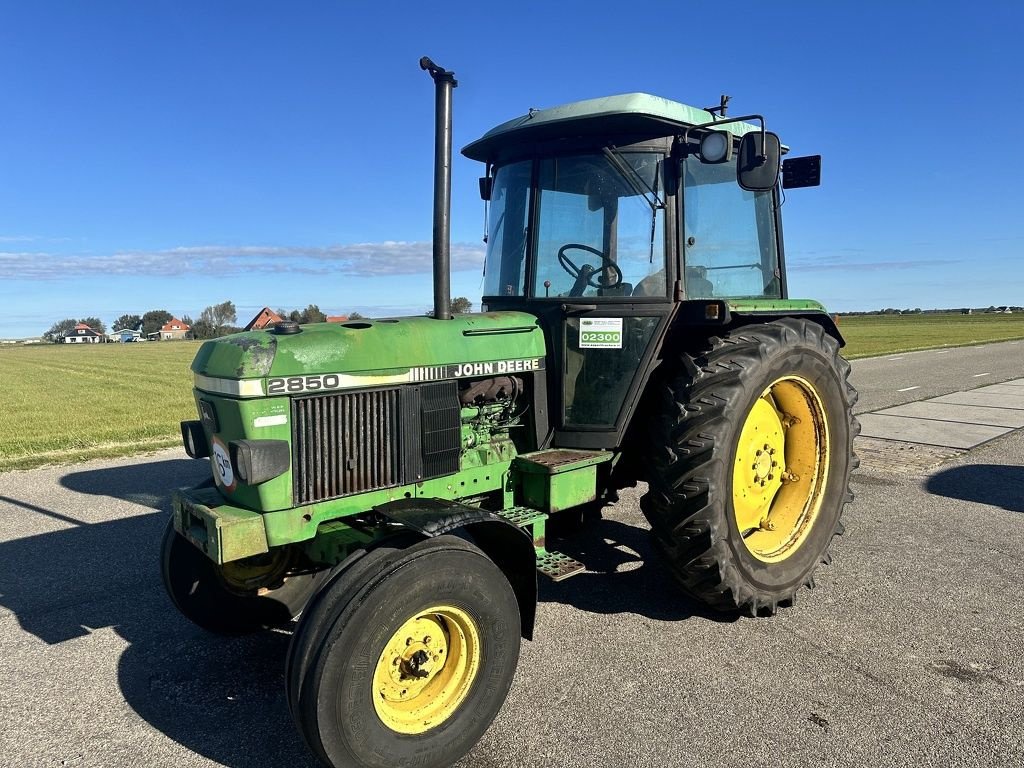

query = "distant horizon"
[5,301,1022,342]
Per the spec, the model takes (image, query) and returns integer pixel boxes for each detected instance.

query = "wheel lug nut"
[423,636,431,645]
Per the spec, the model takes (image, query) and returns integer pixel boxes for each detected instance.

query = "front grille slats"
[292,388,401,505]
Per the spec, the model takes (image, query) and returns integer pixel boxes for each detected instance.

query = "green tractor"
[163,57,856,768]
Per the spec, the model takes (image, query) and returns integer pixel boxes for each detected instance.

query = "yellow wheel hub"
[732,375,830,563]
[372,605,480,735]
[219,550,289,593]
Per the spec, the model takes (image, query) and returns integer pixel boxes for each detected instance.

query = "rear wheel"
[287,535,520,768]
[160,517,327,634]
[641,318,858,615]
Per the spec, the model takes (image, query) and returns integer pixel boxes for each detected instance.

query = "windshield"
[533,152,665,298]
[481,151,667,299]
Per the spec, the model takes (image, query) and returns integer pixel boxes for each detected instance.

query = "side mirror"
[737,131,781,191]
[479,176,492,201]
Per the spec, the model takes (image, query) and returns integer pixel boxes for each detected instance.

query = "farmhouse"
[244,307,284,331]
[159,318,191,340]
[62,323,103,344]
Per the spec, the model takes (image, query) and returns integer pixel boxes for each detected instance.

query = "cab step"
[495,505,586,581]
[536,549,586,581]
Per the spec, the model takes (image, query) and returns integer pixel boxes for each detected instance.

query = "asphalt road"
[2,345,1023,768]
[848,338,1023,414]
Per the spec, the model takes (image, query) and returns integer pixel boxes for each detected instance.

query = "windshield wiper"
[603,146,664,263]
[602,146,664,211]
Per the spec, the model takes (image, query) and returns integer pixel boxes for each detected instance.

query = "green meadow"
[0,342,200,470]
[2,312,1023,470]
[836,311,1024,358]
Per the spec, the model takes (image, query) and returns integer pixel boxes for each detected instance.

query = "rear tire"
[641,318,858,615]
[287,535,521,768]
[160,517,327,634]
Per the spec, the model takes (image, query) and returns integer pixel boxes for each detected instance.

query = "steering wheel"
[557,244,623,294]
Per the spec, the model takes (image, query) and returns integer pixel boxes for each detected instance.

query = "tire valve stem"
[760,518,776,531]
[781,471,800,483]
[781,414,801,429]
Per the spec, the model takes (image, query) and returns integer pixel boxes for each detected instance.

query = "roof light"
[699,130,733,164]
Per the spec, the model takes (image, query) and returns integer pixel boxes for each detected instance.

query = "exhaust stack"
[420,56,457,320]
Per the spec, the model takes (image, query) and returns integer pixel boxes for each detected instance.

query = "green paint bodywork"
[172,486,270,562]
[514,450,612,513]
[726,298,828,314]
[192,312,544,382]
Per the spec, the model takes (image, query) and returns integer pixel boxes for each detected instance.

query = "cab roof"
[462,92,762,163]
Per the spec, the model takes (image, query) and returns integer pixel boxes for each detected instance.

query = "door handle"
[561,304,597,315]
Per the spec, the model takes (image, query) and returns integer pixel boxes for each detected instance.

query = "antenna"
[704,94,731,117]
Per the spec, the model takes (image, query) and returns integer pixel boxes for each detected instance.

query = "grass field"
[0,342,200,470]
[836,311,1024,358]
[2,312,1023,471]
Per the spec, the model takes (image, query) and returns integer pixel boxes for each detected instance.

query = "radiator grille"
[292,388,401,505]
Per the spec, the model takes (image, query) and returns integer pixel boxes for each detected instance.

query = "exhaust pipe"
[420,56,457,321]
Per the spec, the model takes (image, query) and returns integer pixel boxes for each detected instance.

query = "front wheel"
[641,318,858,615]
[160,517,327,634]
[287,535,521,768]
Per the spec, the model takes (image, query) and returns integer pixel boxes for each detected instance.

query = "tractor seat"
[632,271,666,297]
[598,282,633,297]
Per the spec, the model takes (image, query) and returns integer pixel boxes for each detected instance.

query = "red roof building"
[159,318,190,340]
[245,307,285,331]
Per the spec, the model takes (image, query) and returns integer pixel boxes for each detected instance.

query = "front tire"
[287,535,521,768]
[160,517,327,634]
[641,318,858,615]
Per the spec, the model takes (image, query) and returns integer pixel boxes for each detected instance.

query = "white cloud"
[0,241,485,280]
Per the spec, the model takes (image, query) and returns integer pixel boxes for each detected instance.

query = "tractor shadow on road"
[539,514,736,624]
[1,459,317,768]
[925,464,1024,513]
[60,456,204,507]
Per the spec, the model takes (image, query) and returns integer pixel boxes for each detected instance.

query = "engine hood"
[191,312,546,396]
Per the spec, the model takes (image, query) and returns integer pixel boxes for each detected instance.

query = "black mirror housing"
[479,176,492,201]
[737,131,781,191]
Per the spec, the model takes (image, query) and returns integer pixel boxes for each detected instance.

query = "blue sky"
[1,2,1022,337]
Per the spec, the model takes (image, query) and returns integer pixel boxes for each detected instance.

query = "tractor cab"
[463,94,803,449]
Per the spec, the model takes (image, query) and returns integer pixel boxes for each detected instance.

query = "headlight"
[229,439,290,485]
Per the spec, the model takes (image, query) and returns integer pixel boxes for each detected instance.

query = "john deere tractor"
[163,58,856,768]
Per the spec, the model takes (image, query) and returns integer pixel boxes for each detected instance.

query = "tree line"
[44,296,475,342]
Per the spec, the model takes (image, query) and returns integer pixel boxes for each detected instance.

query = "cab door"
[525,149,677,450]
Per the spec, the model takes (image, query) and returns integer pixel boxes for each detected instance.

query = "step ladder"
[495,505,585,582]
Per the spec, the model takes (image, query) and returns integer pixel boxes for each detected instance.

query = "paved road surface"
[849,338,1023,413]
[2,344,1023,768]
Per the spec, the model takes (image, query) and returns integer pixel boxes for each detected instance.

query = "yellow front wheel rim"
[732,375,830,563]
[372,605,481,735]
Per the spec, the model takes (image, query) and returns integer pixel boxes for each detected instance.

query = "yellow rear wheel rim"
[731,375,830,563]
[372,605,481,735]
